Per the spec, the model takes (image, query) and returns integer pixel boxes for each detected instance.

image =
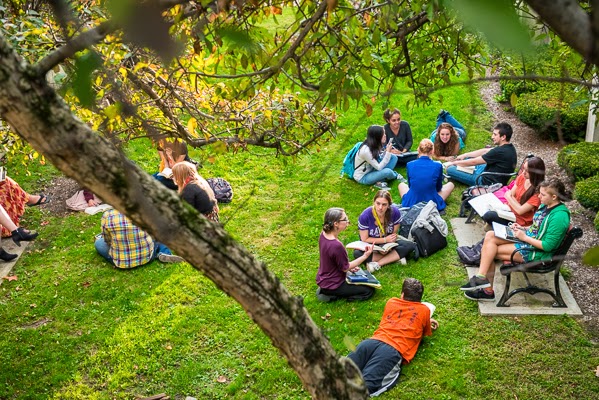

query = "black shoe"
[11,227,39,247]
[0,248,17,262]
[459,275,491,291]
[464,288,495,302]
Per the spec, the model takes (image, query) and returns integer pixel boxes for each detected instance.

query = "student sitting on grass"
[398,139,455,212]
[95,208,184,269]
[347,278,438,397]
[316,207,375,302]
[460,179,571,302]
[354,190,405,271]
[353,125,406,190]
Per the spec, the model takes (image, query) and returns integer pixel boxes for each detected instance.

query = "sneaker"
[399,257,407,265]
[158,253,185,263]
[374,182,389,190]
[459,275,491,291]
[464,288,495,302]
[367,262,381,273]
[316,287,337,303]
[396,174,407,184]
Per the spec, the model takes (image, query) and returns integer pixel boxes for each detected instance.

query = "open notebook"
[492,222,521,242]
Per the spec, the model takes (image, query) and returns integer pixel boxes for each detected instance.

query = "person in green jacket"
[459,178,571,302]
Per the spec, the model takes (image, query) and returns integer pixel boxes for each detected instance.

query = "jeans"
[94,237,172,266]
[152,173,178,190]
[437,110,466,141]
[446,163,486,187]
[358,154,399,185]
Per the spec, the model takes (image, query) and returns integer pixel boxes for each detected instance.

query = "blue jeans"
[152,172,178,190]
[94,237,172,266]
[434,110,467,141]
[358,154,399,185]
[446,163,486,187]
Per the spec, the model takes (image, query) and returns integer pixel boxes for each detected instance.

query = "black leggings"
[319,281,374,301]
[482,211,513,226]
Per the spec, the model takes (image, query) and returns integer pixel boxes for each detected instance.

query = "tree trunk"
[0,33,368,400]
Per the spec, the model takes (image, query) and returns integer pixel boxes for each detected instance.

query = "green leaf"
[73,51,102,108]
[447,0,533,53]
[583,246,599,266]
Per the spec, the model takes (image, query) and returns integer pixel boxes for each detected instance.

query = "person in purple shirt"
[354,190,404,270]
[316,207,375,302]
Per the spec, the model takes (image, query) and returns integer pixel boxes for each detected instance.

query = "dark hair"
[540,178,571,202]
[402,278,424,302]
[433,123,460,157]
[364,125,385,157]
[494,122,513,142]
[383,108,401,122]
[323,207,345,233]
[520,157,545,205]
[373,190,393,235]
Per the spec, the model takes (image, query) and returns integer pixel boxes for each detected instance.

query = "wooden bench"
[497,226,583,307]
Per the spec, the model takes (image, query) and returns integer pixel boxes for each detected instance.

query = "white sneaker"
[158,253,185,263]
[399,257,407,265]
[367,262,381,273]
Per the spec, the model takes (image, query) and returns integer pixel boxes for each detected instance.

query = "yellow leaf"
[133,62,148,73]
[187,118,197,134]
[510,92,518,107]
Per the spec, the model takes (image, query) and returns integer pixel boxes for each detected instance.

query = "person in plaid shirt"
[94,208,183,268]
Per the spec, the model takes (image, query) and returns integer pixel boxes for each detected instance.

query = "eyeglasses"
[339,218,350,223]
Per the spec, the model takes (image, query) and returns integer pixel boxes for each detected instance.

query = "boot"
[0,248,18,262]
[11,227,39,247]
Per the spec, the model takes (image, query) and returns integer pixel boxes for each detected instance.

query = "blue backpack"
[340,142,366,179]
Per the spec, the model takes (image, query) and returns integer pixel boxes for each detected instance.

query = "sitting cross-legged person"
[94,208,184,269]
[460,179,571,302]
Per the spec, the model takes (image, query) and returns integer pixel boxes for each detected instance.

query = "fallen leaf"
[2,275,17,281]
[165,344,172,350]
[82,281,91,288]
[40,220,50,226]
[338,318,343,322]
[217,375,227,383]
[29,303,37,308]
[596,365,599,378]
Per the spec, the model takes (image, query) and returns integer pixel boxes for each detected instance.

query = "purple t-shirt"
[357,205,402,238]
[316,232,350,290]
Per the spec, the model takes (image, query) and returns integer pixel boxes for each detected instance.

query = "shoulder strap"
[372,206,386,237]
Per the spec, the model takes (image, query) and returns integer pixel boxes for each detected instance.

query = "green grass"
[1,84,598,399]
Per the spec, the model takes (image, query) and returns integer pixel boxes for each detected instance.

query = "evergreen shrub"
[557,142,599,181]
[575,175,599,211]
[595,211,599,233]
[515,85,587,142]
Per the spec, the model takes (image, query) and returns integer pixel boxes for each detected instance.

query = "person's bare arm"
[456,147,489,160]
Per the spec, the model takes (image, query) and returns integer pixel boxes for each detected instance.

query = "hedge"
[575,175,599,211]
[557,142,599,181]
[595,211,599,233]
[514,85,588,142]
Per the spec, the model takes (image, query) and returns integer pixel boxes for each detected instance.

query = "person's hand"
[443,161,453,168]
[401,148,407,153]
[386,233,397,243]
[455,154,466,161]
[364,245,374,257]
[349,266,361,273]
[87,199,98,207]
[431,318,439,330]
[385,141,393,152]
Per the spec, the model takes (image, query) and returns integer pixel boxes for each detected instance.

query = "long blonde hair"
[172,162,217,203]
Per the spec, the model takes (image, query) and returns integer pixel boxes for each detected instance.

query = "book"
[490,203,517,222]
[468,192,504,217]
[346,269,382,289]
[346,240,398,253]
[422,301,436,317]
[456,165,475,174]
[157,167,173,178]
[85,203,113,215]
[0,166,5,182]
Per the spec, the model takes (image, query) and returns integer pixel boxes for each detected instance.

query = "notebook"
[492,222,520,242]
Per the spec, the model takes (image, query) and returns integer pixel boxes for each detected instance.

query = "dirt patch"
[480,81,599,339]
[43,176,82,217]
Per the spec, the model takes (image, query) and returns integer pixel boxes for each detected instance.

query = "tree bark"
[0,33,368,399]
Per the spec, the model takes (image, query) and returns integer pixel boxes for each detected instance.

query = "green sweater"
[529,203,570,261]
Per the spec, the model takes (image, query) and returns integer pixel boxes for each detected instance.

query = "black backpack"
[207,177,233,203]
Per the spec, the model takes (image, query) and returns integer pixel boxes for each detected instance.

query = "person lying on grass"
[460,178,571,302]
[347,277,438,397]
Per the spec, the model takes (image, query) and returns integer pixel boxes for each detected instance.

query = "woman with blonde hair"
[172,162,219,222]
[398,139,454,212]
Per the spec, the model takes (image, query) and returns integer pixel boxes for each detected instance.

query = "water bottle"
[487,182,503,193]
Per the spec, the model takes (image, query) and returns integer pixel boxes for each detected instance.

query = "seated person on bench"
[444,122,517,187]
[459,179,571,302]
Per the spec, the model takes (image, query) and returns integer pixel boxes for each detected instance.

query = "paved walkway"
[0,239,29,286]
[451,218,582,316]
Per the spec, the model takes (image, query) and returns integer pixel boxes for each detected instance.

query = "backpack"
[457,239,484,265]
[412,225,447,257]
[340,142,366,179]
[397,201,428,238]
[207,177,233,203]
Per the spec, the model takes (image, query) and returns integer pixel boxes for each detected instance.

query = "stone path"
[0,239,29,286]
[451,218,582,316]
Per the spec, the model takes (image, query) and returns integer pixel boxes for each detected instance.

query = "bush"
[575,175,599,210]
[514,85,588,142]
[557,142,599,181]
[595,211,599,233]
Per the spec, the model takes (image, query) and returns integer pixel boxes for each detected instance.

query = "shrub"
[557,142,599,181]
[595,211,599,233]
[515,85,588,142]
[575,175,599,210]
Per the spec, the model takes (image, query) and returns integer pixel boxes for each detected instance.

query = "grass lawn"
[1,84,598,400]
